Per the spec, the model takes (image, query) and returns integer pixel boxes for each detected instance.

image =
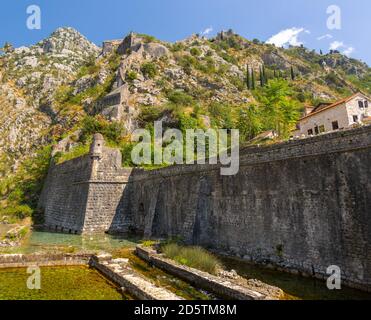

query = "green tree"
[263,65,268,85]
[251,69,256,90]
[208,102,234,129]
[259,66,265,87]
[246,64,251,90]
[257,79,301,138]
[237,105,263,141]
[291,66,295,81]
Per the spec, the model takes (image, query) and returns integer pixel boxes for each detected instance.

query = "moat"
[1,230,371,300]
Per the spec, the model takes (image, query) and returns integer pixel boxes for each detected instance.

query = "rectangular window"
[353,115,358,123]
[319,125,325,133]
[308,129,313,136]
[365,101,369,108]
[358,101,364,109]
[332,121,339,130]
[314,126,319,135]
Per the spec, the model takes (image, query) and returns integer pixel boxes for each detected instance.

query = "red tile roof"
[300,92,369,121]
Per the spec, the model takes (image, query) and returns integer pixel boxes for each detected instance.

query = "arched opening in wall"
[69,229,72,234]
[55,225,58,231]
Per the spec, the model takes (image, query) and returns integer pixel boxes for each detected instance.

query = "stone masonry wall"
[39,155,93,234]
[39,134,132,234]
[39,126,371,290]
[117,126,371,291]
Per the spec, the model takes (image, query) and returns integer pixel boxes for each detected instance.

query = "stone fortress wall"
[39,134,132,234]
[39,126,371,291]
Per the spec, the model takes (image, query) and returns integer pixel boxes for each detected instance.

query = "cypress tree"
[251,69,256,90]
[259,66,264,87]
[291,66,295,81]
[246,64,251,89]
[263,65,268,85]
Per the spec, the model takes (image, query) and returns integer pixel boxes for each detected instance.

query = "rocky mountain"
[0,27,370,222]
[0,27,100,172]
[1,28,370,165]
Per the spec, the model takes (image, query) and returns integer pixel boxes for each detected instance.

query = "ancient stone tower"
[90,133,104,158]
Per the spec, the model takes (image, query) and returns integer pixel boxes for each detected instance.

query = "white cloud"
[329,40,355,57]
[329,41,344,50]
[266,27,308,47]
[201,26,213,36]
[343,47,355,57]
[317,34,333,41]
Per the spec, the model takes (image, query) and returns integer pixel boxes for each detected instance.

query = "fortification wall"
[39,155,93,234]
[39,126,371,290]
[39,135,133,234]
[114,126,371,290]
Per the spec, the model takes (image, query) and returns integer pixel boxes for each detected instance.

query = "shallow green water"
[0,230,140,254]
[1,230,371,300]
[0,266,129,300]
[219,255,371,300]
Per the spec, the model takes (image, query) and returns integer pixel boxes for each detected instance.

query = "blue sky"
[1,0,370,65]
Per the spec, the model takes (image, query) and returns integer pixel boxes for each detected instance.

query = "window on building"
[365,101,369,108]
[358,101,364,109]
[332,121,339,130]
[308,129,313,136]
[353,115,358,123]
[314,126,319,135]
[319,125,325,133]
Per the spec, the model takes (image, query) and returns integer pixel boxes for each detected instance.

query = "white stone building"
[297,92,371,137]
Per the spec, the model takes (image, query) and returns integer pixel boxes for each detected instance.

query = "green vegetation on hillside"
[0,146,52,224]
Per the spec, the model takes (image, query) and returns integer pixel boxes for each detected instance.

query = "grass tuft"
[161,243,221,275]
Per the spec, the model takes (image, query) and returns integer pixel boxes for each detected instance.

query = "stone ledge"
[135,246,265,300]
[0,253,91,269]
[90,253,183,300]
